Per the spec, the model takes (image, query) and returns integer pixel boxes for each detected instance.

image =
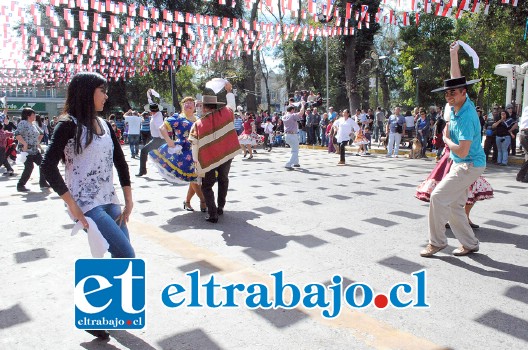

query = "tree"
[342,0,381,112]
[398,3,528,111]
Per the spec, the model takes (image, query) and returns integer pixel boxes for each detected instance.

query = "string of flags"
[0,0,522,86]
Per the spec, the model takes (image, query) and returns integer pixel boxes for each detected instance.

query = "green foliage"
[398,4,528,111]
[126,65,199,110]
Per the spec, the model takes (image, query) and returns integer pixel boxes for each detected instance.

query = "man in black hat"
[136,103,166,176]
[189,85,241,223]
[421,41,486,258]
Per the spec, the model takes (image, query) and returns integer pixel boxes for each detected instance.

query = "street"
[0,146,527,350]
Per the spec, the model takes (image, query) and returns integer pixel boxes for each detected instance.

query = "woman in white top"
[43,72,134,257]
[42,72,134,339]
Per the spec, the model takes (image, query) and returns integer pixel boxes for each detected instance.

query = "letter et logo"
[74,259,145,330]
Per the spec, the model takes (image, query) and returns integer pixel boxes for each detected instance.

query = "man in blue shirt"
[421,42,486,258]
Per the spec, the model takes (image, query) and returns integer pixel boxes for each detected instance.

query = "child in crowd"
[262,117,274,152]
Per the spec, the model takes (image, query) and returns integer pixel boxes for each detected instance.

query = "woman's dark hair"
[63,72,107,154]
[36,114,43,128]
[20,108,35,121]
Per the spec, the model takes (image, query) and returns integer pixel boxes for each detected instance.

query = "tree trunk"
[259,52,271,112]
[255,53,263,106]
[476,78,485,108]
[344,36,360,112]
[106,80,130,113]
[380,74,390,110]
[242,1,259,112]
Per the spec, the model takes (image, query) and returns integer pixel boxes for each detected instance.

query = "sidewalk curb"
[298,144,525,166]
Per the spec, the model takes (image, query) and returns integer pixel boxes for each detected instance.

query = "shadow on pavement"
[158,328,222,350]
[436,255,528,285]
[80,330,157,350]
[446,227,528,250]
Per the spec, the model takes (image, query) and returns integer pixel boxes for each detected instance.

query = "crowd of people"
[1,41,528,340]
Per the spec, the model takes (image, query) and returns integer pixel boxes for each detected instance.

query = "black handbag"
[396,124,403,133]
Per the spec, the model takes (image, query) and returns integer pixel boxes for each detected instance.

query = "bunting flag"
[0,0,523,85]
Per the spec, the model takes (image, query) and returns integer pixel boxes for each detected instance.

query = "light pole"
[371,52,388,108]
[413,67,421,106]
[318,13,334,112]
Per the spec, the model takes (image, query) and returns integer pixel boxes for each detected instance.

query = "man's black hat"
[431,76,481,93]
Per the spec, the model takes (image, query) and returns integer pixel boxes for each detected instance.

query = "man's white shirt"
[334,117,360,143]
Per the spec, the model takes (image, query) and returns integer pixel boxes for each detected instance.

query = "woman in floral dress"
[149,97,206,212]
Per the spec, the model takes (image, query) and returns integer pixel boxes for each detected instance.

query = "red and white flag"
[471,0,481,13]
[345,2,352,19]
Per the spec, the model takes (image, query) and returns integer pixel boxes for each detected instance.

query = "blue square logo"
[75,259,145,330]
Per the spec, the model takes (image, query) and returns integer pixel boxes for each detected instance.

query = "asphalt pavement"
[0,144,527,350]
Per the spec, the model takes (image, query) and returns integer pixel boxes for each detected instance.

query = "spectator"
[262,117,274,152]
[492,109,517,166]
[328,106,337,121]
[312,107,321,145]
[386,107,405,158]
[373,106,385,143]
[14,108,50,192]
[3,115,17,132]
[319,112,330,147]
[140,112,151,145]
[404,110,415,140]
[415,107,431,158]
[505,104,519,155]
[484,105,500,163]
[233,113,243,136]
[124,110,142,158]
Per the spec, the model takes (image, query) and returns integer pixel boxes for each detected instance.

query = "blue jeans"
[128,134,140,156]
[298,130,307,144]
[285,133,299,167]
[496,135,511,165]
[85,204,135,258]
[320,129,328,147]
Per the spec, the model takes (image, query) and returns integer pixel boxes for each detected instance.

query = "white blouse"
[64,117,119,213]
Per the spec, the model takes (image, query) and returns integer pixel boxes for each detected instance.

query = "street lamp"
[371,52,388,108]
[318,13,334,112]
[413,67,421,106]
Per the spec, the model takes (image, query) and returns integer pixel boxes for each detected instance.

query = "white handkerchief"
[71,217,109,258]
[226,92,236,111]
[205,78,229,94]
[167,145,182,154]
[457,40,479,69]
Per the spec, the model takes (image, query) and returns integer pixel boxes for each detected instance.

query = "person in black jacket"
[41,72,134,339]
